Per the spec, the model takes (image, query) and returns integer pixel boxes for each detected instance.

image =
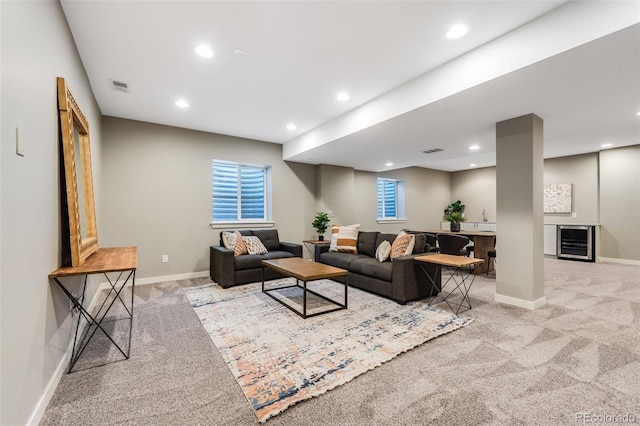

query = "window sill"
[210,221,275,229]
[377,218,407,224]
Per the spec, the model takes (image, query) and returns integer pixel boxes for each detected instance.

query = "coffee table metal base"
[262,277,347,319]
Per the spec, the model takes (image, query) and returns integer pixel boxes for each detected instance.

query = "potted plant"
[311,211,330,240]
[443,200,466,232]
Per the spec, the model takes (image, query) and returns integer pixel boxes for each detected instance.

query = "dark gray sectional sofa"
[315,231,441,304]
[210,229,302,288]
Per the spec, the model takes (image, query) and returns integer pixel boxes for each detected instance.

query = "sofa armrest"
[315,243,331,262]
[210,245,235,288]
[279,242,302,257]
[390,254,440,303]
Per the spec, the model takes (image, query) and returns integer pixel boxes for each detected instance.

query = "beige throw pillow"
[328,224,360,254]
[221,231,236,250]
[242,236,268,255]
[375,240,391,262]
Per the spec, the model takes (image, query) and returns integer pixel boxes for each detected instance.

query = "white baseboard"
[495,293,547,310]
[99,270,210,290]
[28,278,111,425]
[598,257,640,266]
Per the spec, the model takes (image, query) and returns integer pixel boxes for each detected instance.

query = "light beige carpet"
[40,258,640,425]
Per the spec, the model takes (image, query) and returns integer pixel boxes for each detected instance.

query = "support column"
[495,114,546,309]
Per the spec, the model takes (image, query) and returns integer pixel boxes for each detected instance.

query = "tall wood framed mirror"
[57,77,98,266]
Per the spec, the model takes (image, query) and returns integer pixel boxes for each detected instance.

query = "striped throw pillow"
[329,224,360,254]
[233,231,248,256]
[390,231,415,260]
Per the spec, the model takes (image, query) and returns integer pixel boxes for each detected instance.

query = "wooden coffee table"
[261,258,348,318]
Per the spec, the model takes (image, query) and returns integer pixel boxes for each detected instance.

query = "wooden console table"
[49,246,138,372]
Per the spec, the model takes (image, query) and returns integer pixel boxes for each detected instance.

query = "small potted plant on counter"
[311,211,330,240]
[443,200,466,232]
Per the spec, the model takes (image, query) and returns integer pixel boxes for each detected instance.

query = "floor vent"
[423,148,444,154]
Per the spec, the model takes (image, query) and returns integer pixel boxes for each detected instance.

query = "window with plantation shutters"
[212,161,269,222]
[377,177,406,222]
[377,178,397,219]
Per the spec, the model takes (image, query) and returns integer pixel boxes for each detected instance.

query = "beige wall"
[101,117,317,278]
[599,145,640,261]
[451,149,639,261]
[543,153,599,225]
[0,1,103,424]
[315,166,450,233]
[451,167,497,222]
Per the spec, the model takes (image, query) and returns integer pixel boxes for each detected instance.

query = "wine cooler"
[557,225,595,262]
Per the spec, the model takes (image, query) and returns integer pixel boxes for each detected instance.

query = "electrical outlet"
[162,254,169,263]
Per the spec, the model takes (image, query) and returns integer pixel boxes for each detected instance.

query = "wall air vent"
[110,79,130,93]
[422,148,444,154]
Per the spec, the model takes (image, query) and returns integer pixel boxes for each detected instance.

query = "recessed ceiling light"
[286,123,296,130]
[446,24,469,39]
[601,143,613,148]
[636,111,640,116]
[175,100,189,108]
[469,144,480,150]
[385,162,394,167]
[336,92,350,102]
[469,163,477,167]
[195,44,214,58]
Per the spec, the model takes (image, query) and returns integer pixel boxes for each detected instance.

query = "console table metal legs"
[52,269,135,373]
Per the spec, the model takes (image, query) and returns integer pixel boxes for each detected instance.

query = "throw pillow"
[242,236,268,255]
[328,224,360,254]
[233,230,248,256]
[221,231,236,250]
[375,240,391,262]
[390,232,415,260]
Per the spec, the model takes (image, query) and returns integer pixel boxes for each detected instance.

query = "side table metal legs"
[429,265,476,315]
[53,270,135,372]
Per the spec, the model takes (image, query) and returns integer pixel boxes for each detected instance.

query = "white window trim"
[377,177,406,220]
[210,221,275,229]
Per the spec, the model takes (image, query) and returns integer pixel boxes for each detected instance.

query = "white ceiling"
[61,0,640,172]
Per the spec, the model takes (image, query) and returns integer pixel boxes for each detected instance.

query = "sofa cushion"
[242,236,268,255]
[357,231,379,257]
[263,251,295,260]
[252,229,281,251]
[234,254,264,270]
[412,233,427,254]
[376,233,396,249]
[350,258,393,282]
[329,224,360,253]
[319,251,364,270]
[375,240,391,262]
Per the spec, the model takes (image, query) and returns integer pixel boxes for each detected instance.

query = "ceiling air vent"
[110,79,130,93]
[423,148,444,154]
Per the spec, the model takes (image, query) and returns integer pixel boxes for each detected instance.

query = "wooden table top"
[262,257,347,281]
[49,246,138,278]
[303,239,331,244]
[415,253,484,268]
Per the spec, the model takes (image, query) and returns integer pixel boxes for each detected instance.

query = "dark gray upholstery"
[315,230,441,304]
[437,233,470,256]
[210,229,302,288]
[357,232,379,257]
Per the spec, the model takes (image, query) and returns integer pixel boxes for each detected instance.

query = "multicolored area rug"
[185,278,472,422]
